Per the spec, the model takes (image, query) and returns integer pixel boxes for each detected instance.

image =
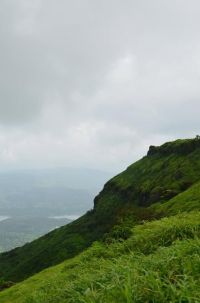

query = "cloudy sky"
[0,0,200,172]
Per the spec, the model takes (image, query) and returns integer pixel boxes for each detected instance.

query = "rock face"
[147,138,200,156]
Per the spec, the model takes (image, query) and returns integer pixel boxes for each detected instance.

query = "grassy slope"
[150,180,200,216]
[0,211,199,303]
[93,139,200,218]
[1,138,200,282]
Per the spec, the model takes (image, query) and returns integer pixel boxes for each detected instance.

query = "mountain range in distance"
[0,167,112,252]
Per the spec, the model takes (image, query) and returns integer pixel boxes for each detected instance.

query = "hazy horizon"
[0,165,111,251]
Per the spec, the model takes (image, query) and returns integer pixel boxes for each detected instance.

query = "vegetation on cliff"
[0,138,200,302]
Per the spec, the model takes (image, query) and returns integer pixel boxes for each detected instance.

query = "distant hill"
[0,167,112,217]
[0,137,200,287]
[0,168,111,252]
[0,216,72,252]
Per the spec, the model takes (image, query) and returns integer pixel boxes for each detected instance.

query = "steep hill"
[0,211,199,302]
[1,138,200,282]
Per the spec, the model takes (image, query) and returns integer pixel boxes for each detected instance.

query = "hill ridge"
[0,137,200,283]
[147,137,200,156]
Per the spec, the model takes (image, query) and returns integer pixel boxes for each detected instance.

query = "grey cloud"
[0,0,200,170]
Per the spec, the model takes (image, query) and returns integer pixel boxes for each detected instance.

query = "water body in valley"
[0,216,10,222]
[49,214,80,220]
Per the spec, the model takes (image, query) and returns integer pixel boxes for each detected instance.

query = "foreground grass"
[0,211,200,303]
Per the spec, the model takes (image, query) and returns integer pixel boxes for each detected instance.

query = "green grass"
[0,211,200,303]
[150,181,200,216]
[1,138,200,283]
[95,140,200,217]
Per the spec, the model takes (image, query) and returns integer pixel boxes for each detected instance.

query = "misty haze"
[0,167,111,251]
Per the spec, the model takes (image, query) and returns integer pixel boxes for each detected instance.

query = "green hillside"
[1,137,200,285]
[150,180,200,216]
[0,211,199,302]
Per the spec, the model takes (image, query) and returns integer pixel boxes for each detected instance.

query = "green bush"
[103,225,132,243]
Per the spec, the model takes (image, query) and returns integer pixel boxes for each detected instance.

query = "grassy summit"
[0,137,200,284]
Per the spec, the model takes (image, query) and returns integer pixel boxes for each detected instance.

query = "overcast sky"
[0,0,200,172]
